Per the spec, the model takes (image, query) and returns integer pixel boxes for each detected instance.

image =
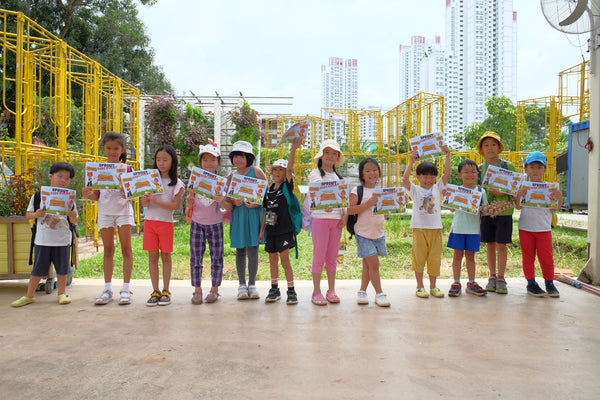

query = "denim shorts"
[447,232,480,252]
[355,234,387,258]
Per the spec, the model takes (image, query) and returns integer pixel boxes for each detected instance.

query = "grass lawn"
[76,214,588,282]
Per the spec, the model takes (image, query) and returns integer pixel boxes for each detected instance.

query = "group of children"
[11,130,562,308]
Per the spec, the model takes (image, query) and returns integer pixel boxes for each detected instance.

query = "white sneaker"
[357,290,369,305]
[237,285,249,300]
[95,289,113,305]
[119,290,132,305]
[248,285,260,299]
[375,292,391,307]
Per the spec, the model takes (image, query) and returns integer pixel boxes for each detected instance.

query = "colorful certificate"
[227,173,268,205]
[120,169,163,199]
[40,186,76,216]
[520,182,560,209]
[188,167,227,200]
[85,162,128,189]
[372,187,407,215]
[409,132,445,158]
[276,120,310,147]
[308,179,349,210]
[482,164,524,196]
[442,184,483,214]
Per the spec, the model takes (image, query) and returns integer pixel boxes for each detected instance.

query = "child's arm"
[82,187,100,201]
[514,186,527,210]
[26,209,45,220]
[259,210,267,243]
[402,150,418,190]
[550,188,563,211]
[347,191,377,215]
[67,206,78,225]
[441,145,452,185]
[286,136,303,183]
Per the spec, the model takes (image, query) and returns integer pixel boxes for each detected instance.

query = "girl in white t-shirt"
[347,158,390,307]
[142,145,185,306]
[82,132,135,305]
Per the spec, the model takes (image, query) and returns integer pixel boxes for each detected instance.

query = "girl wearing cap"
[186,139,227,304]
[309,139,347,305]
[224,140,267,300]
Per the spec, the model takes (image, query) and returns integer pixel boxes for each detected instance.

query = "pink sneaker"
[326,290,340,303]
[311,293,327,305]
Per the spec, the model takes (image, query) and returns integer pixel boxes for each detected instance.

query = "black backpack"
[346,185,363,239]
[29,190,78,265]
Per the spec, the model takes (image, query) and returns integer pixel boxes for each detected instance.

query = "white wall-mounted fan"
[541,0,600,34]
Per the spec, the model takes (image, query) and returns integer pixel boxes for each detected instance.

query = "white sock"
[122,282,130,292]
[105,282,112,291]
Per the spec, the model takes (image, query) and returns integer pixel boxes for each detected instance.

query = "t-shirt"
[408,179,445,229]
[351,186,385,240]
[98,189,133,216]
[191,195,223,226]
[263,179,294,235]
[309,169,344,220]
[450,187,487,235]
[145,177,185,223]
[479,159,516,216]
[28,195,76,247]
[519,206,552,232]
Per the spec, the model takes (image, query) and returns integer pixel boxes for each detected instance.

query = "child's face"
[155,150,172,175]
[362,162,380,187]
[232,154,248,170]
[49,170,72,188]
[480,138,500,160]
[416,173,436,189]
[458,164,478,187]
[270,166,286,184]
[320,147,339,169]
[524,162,546,182]
[201,153,220,173]
[102,140,124,163]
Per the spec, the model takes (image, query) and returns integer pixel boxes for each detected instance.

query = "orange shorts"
[142,220,174,253]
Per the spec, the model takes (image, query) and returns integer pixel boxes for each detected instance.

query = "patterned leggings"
[190,222,224,287]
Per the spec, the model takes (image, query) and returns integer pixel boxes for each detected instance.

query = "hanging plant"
[144,94,179,146]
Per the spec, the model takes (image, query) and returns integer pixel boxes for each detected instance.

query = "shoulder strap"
[357,185,364,205]
[29,191,41,265]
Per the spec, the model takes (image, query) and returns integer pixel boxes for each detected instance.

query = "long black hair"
[153,145,178,186]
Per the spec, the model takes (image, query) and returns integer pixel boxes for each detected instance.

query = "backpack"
[281,181,302,259]
[29,190,78,265]
[346,185,363,239]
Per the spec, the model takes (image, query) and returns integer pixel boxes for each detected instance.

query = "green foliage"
[0,168,42,216]
[144,94,179,148]
[229,101,260,151]
[34,97,84,152]
[176,103,213,170]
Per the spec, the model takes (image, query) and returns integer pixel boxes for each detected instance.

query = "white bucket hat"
[230,140,254,156]
[313,139,346,168]
[198,139,220,158]
[272,159,288,169]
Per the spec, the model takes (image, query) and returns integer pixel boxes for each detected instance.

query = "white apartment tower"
[321,57,358,142]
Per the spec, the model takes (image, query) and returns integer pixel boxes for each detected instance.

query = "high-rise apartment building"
[321,57,358,142]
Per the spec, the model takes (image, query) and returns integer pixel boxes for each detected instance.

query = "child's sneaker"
[495,279,508,294]
[95,289,113,305]
[11,296,35,307]
[265,288,281,302]
[527,283,547,297]
[430,288,445,298]
[545,282,560,298]
[357,290,369,305]
[485,277,497,292]
[237,285,249,300]
[448,282,462,297]
[466,281,487,296]
[416,288,429,298]
[119,290,133,305]
[248,285,260,299]
[286,289,298,305]
[375,292,391,307]
[58,294,71,305]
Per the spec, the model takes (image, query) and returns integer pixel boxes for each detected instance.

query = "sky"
[136,0,591,116]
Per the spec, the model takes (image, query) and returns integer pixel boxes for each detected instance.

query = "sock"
[527,278,537,286]
[122,282,130,291]
[468,280,474,284]
[490,273,497,278]
[271,279,278,289]
[287,281,294,288]
[454,279,460,284]
[497,275,505,281]
[105,282,112,291]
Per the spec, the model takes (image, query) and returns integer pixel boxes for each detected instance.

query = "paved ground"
[1,278,599,399]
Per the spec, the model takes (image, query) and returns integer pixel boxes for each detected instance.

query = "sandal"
[158,290,171,306]
[311,293,327,306]
[205,290,220,303]
[326,290,340,303]
[146,290,161,307]
[192,289,203,305]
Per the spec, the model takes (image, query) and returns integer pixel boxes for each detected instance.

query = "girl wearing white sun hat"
[308,139,347,305]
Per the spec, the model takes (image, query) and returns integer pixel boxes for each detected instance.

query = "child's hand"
[82,187,94,199]
[325,205,333,213]
[442,145,451,154]
[338,214,347,229]
[515,187,528,198]
[409,150,419,162]
[487,187,504,196]
[366,196,378,207]
[67,209,77,221]
[34,209,46,219]
[120,188,127,199]
[141,193,153,207]
[259,231,264,243]
[185,207,193,224]
[291,135,303,149]
[550,189,562,201]
[186,189,195,204]
[233,198,244,207]
[214,193,224,203]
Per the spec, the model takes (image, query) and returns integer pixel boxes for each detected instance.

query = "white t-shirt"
[519,206,552,232]
[309,169,344,220]
[28,195,76,247]
[352,186,385,240]
[408,179,445,229]
[98,189,133,216]
[145,177,185,223]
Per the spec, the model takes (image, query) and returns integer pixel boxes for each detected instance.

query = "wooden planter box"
[0,216,33,279]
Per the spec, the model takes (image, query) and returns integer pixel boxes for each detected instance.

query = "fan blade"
[559,0,587,26]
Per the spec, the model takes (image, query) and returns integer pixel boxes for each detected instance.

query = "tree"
[144,94,178,148]
[229,101,260,153]
[177,103,213,170]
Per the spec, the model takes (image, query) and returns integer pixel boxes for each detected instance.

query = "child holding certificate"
[141,145,185,306]
[447,160,488,297]
[514,151,562,298]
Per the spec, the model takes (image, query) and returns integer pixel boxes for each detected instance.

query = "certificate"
[188,167,227,200]
[520,182,560,209]
[120,169,163,199]
[442,184,483,214]
[308,179,349,210]
[85,162,127,189]
[372,187,407,215]
[276,120,310,147]
[409,132,445,158]
[482,164,524,196]
[227,173,268,205]
[40,186,76,216]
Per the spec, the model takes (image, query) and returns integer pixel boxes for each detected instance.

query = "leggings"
[236,246,259,286]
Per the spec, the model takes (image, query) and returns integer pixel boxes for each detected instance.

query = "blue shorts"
[356,234,387,258]
[31,245,70,276]
[480,215,513,244]
[447,232,480,252]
